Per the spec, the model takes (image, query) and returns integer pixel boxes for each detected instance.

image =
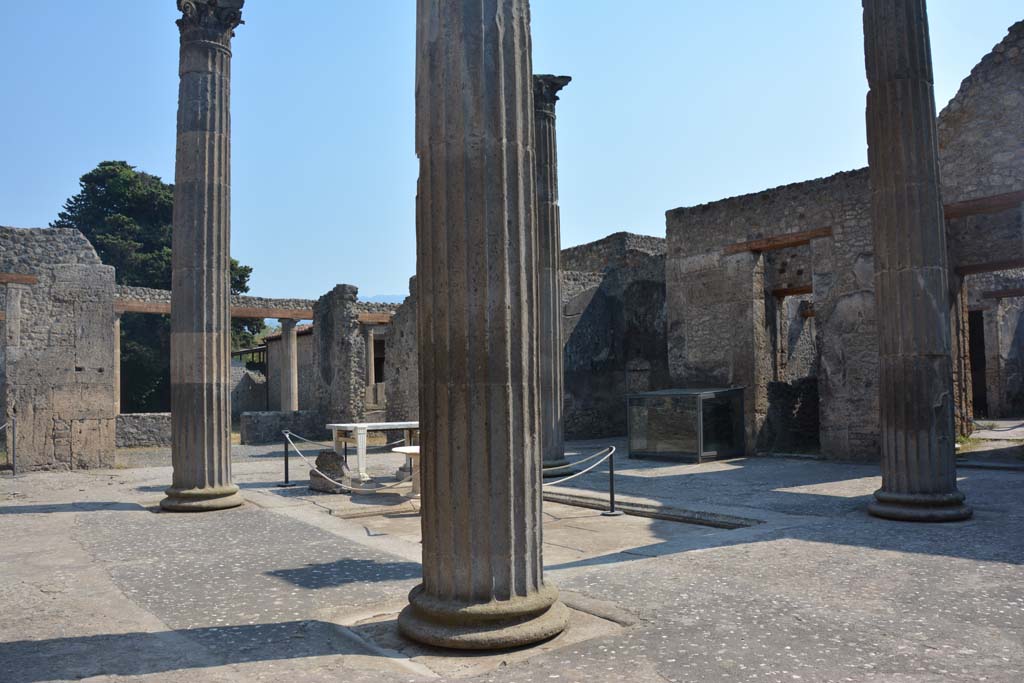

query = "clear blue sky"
[1,1,1019,300]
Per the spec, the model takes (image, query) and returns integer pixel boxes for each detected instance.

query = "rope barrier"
[279,431,618,512]
[541,447,615,487]
[542,446,610,471]
[282,431,415,494]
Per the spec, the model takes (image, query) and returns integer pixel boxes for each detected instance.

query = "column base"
[868,489,972,523]
[398,583,569,650]
[541,457,577,479]
[160,484,243,512]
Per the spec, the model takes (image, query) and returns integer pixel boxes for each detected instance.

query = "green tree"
[52,161,264,412]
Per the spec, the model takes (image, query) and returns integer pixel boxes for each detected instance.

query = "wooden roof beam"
[724,227,832,255]
[955,257,1024,277]
[0,272,39,285]
[982,287,1024,301]
[944,190,1024,220]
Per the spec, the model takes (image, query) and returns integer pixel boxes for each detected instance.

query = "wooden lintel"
[982,287,1024,301]
[771,284,813,299]
[724,227,832,255]
[0,272,39,285]
[944,190,1024,220]
[115,300,170,315]
[955,258,1024,277]
[231,306,314,320]
[358,312,394,325]
[115,299,314,320]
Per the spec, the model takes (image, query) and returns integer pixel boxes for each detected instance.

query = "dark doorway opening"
[969,310,988,418]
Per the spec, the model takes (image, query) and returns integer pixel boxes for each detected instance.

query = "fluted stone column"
[399,0,569,650]
[162,0,244,512]
[863,0,971,522]
[279,318,299,412]
[534,75,572,477]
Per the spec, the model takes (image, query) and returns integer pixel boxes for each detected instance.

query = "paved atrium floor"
[1,440,1022,682]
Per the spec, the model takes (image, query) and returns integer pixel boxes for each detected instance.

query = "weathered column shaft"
[163,0,244,512]
[400,0,568,649]
[863,0,970,521]
[279,318,299,412]
[113,313,122,415]
[534,75,572,475]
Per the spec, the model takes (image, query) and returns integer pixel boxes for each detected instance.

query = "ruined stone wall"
[115,285,319,314]
[265,330,315,412]
[116,413,171,448]
[666,170,877,459]
[379,239,669,441]
[939,21,1024,422]
[0,227,116,469]
[561,236,669,439]
[385,278,419,423]
[938,21,1024,204]
[239,410,329,445]
[230,360,266,419]
[313,285,366,424]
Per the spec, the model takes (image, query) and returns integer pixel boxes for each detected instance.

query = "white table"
[392,445,421,498]
[326,421,419,482]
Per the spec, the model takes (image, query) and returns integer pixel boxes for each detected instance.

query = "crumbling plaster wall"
[0,227,116,469]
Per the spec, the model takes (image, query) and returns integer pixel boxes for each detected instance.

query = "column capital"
[279,318,297,330]
[177,0,244,43]
[533,75,571,116]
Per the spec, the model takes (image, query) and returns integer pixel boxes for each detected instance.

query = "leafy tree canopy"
[51,161,265,411]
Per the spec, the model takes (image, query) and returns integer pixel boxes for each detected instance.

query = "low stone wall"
[239,410,329,445]
[116,413,172,448]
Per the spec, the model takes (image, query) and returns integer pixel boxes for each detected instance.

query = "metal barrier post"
[277,431,297,488]
[601,445,623,517]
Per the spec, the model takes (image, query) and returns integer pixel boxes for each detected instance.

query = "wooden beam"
[944,189,1024,220]
[771,284,813,299]
[0,273,39,285]
[115,300,170,315]
[800,307,815,319]
[358,312,394,325]
[982,287,1024,301]
[0,311,5,321]
[724,227,832,255]
[115,299,314,320]
[230,306,314,320]
[955,258,1024,277]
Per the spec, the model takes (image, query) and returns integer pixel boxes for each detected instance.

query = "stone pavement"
[1,441,1022,682]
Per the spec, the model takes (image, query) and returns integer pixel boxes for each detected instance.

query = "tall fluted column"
[534,75,572,476]
[399,0,569,649]
[279,318,299,412]
[863,0,971,522]
[162,0,244,512]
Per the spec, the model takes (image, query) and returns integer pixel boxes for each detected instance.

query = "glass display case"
[627,388,745,463]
